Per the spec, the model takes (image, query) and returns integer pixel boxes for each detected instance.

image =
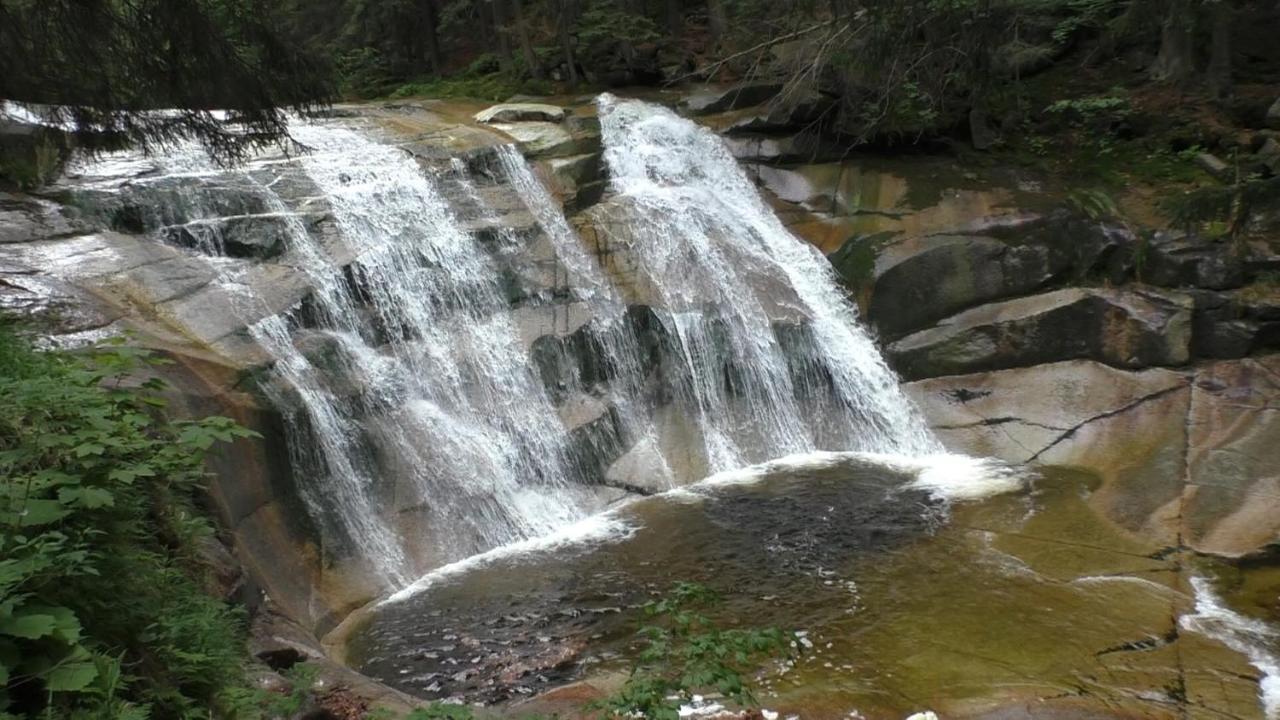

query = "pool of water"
[348,455,1280,719]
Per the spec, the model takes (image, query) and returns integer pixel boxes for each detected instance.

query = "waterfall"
[65,100,943,592]
[593,94,940,471]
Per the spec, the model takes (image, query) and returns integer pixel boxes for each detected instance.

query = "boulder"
[724,133,844,164]
[904,360,1192,545]
[1144,233,1245,290]
[474,103,567,124]
[0,192,86,244]
[1193,152,1231,180]
[1188,286,1280,359]
[540,153,604,210]
[162,213,326,260]
[863,234,1068,338]
[682,82,784,115]
[887,287,1193,380]
[1267,96,1280,130]
[491,122,600,159]
[1256,137,1280,175]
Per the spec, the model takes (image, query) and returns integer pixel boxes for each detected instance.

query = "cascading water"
[64,98,946,593]
[592,94,941,471]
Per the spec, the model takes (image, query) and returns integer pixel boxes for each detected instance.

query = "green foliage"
[0,133,70,192]
[575,1,664,70]
[1066,187,1119,220]
[405,703,476,720]
[0,325,259,719]
[336,47,396,98]
[1049,0,1125,43]
[1162,175,1280,235]
[596,583,796,720]
[0,0,332,164]
[1045,94,1131,123]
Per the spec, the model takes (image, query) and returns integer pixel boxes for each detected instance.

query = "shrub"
[0,324,258,719]
[596,582,797,720]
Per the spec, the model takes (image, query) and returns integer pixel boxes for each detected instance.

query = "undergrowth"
[0,322,259,719]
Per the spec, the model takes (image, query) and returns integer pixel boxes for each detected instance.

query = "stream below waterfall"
[349,458,1280,719]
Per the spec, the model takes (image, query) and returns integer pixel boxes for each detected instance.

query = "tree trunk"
[555,0,580,86]
[1206,0,1233,98]
[1151,0,1197,87]
[422,0,442,75]
[665,0,683,35]
[707,0,727,44]
[510,0,543,79]
[491,0,515,74]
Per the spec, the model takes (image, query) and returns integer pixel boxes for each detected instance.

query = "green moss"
[828,232,895,292]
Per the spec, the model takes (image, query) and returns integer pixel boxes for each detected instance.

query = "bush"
[0,324,258,719]
[596,582,797,720]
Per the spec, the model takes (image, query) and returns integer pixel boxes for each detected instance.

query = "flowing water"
[592,95,939,472]
[64,98,949,590]
[47,96,1280,718]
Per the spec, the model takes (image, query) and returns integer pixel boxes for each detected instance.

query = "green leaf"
[5,499,72,527]
[46,659,99,692]
[0,612,57,639]
[60,486,114,509]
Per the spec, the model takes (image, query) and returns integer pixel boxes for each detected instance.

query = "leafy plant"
[0,324,259,719]
[595,582,797,720]
[1066,187,1119,220]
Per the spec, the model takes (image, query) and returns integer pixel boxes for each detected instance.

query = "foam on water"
[1180,576,1280,719]
[692,450,1027,502]
[382,513,637,604]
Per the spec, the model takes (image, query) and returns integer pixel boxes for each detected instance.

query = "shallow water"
[349,459,1280,719]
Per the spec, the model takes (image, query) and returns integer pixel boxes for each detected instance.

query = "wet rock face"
[887,287,1193,380]
[866,234,1066,339]
[905,355,1280,555]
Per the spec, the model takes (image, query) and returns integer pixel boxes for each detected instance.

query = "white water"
[66,99,957,592]
[1181,576,1280,719]
[595,94,940,472]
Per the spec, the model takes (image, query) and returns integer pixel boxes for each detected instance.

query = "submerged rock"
[887,287,1192,379]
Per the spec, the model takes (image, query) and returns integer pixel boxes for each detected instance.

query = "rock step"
[887,287,1192,380]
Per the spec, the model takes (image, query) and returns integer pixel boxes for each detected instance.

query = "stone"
[540,153,604,210]
[905,360,1192,544]
[0,192,86,243]
[1186,289,1266,359]
[1183,355,1280,555]
[969,108,996,150]
[474,103,567,124]
[887,287,1193,380]
[1194,152,1230,179]
[491,122,600,159]
[163,213,323,260]
[1267,96,1280,130]
[864,234,1067,338]
[682,82,784,115]
[1256,136,1280,175]
[1145,233,1245,290]
[723,133,844,164]
[766,91,836,128]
